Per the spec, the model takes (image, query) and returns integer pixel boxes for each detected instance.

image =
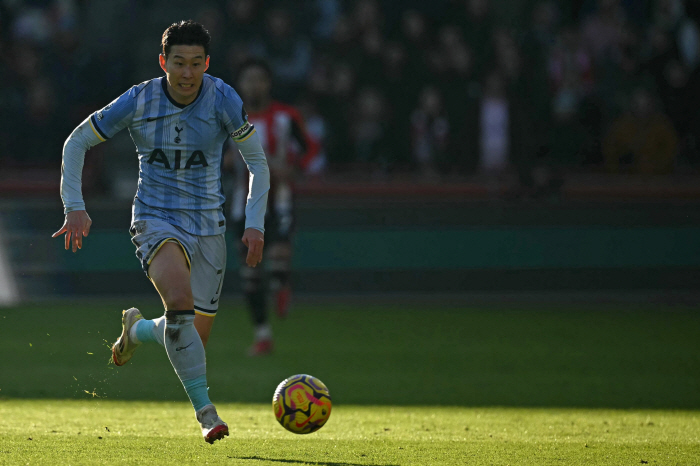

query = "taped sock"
[130,316,165,346]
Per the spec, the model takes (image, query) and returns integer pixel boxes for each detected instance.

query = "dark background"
[1,0,699,300]
[0,0,699,416]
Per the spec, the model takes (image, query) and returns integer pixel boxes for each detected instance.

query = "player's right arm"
[53,87,138,252]
[52,116,102,252]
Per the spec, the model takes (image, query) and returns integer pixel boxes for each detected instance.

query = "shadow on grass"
[233,457,398,466]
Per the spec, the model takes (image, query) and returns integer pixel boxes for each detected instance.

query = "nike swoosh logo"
[175,342,193,351]
[210,271,224,304]
[147,115,167,122]
[295,416,313,428]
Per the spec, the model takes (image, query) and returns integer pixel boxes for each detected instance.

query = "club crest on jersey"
[175,125,183,143]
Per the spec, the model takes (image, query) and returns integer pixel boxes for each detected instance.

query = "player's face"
[238,66,271,104]
[159,45,210,105]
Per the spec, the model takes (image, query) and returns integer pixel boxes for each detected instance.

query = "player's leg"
[148,241,228,443]
[191,233,226,348]
[120,239,193,350]
[123,304,213,348]
[268,240,293,318]
[234,218,273,356]
[240,244,273,356]
[112,223,181,363]
[194,314,214,347]
[269,183,294,318]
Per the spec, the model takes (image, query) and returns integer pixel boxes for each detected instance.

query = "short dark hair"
[237,57,273,81]
[162,20,211,58]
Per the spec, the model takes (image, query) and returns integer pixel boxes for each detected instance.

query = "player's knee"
[240,265,261,280]
[164,289,194,311]
[268,258,290,273]
[268,242,292,261]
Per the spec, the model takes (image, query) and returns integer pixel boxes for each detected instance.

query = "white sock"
[128,320,142,344]
[255,323,272,341]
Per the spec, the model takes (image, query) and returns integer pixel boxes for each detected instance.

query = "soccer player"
[224,58,318,356]
[52,21,269,443]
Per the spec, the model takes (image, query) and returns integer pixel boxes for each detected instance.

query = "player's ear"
[204,56,210,72]
[159,53,167,73]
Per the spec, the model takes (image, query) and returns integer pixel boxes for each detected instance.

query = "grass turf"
[1,400,699,465]
[1,299,700,464]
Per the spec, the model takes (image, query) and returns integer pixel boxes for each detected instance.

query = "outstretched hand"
[52,210,92,252]
[242,228,264,267]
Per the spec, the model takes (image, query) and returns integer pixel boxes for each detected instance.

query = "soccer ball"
[272,374,332,434]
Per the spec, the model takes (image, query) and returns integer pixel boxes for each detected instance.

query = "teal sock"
[182,374,211,411]
[131,317,165,345]
[134,319,156,343]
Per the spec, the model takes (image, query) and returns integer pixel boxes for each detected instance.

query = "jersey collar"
[161,76,205,109]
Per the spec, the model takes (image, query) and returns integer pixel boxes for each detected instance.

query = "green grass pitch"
[1,299,699,464]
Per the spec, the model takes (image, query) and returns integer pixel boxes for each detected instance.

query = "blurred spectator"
[2,0,699,179]
[549,28,594,99]
[352,87,391,169]
[603,87,678,174]
[581,0,628,63]
[356,27,385,87]
[379,40,414,167]
[311,0,343,41]
[493,28,523,80]
[654,0,700,70]
[353,0,384,33]
[225,0,264,40]
[410,86,450,177]
[314,61,357,165]
[547,25,597,166]
[530,1,561,49]
[249,5,312,101]
[454,0,496,74]
[477,72,510,174]
[221,0,264,77]
[400,9,431,80]
[645,6,700,168]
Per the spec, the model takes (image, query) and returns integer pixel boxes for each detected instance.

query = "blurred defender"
[224,58,318,356]
[53,21,269,443]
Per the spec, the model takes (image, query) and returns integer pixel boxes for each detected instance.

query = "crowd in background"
[1,0,700,184]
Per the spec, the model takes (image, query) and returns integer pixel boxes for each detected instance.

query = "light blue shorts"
[129,219,226,316]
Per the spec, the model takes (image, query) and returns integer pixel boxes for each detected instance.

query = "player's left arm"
[221,84,270,267]
[236,131,269,267]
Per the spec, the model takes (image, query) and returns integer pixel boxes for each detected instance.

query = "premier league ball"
[272,374,332,434]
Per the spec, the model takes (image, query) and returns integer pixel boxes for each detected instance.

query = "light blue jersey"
[87,74,260,236]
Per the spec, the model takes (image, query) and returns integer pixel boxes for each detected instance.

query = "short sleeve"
[220,84,255,143]
[88,86,138,141]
